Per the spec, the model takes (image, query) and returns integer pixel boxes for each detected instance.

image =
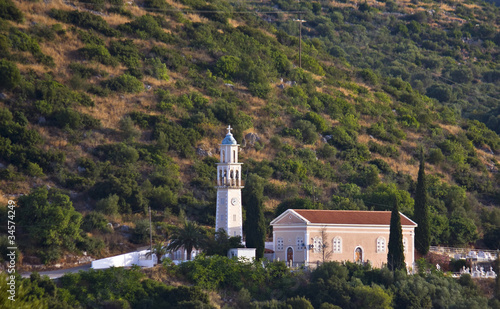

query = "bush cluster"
[49,9,120,37]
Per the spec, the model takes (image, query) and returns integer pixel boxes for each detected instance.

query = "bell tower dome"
[215,125,243,237]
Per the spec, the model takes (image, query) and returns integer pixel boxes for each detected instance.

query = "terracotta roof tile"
[292,209,416,226]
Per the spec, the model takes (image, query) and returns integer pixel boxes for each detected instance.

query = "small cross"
[227,125,232,134]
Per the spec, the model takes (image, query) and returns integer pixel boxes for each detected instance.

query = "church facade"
[270,209,417,269]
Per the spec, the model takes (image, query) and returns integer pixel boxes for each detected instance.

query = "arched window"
[403,237,408,253]
[355,247,363,263]
[313,237,322,253]
[222,150,225,162]
[233,150,236,162]
[230,170,234,186]
[296,237,304,251]
[287,247,293,264]
[376,237,386,253]
[277,237,284,251]
[235,170,240,186]
[333,237,342,253]
[223,170,227,185]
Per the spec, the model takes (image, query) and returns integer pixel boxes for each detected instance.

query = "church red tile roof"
[292,209,417,226]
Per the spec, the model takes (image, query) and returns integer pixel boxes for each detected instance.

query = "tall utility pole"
[294,16,306,68]
[149,206,153,255]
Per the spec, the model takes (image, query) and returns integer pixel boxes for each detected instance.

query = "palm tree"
[167,221,206,260]
[147,242,168,264]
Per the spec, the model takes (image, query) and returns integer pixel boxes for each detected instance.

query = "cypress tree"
[243,173,266,259]
[388,197,406,271]
[414,151,430,255]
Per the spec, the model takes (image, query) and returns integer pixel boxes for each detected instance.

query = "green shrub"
[8,28,54,66]
[427,148,444,165]
[359,68,378,85]
[78,235,105,255]
[50,109,101,130]
[69,63,102,79]
[104,74,143,93]
[0,34,10,55]
[95,194,120,215]
[368,141,399,158]
[76,29,105,45]
[88,84,111,97]
[29,23,57,41]
[363,183,414,215]
[145,57,169,80]
[369,159,393,174]
[153,121,201,158]
[150,46,190,72]
[301,54,325,76]
[119,115,141,141]
[464,120,500,152]
[93,143,139,165]
[109,39,141,68]
[79,44,117,66]
[305,112,328,132]
[131,219,151,243]
[18,187,83,263]
[328,126,357,150]
[118,14,173,43]
[426,84,452,102]
[26,162,45,177]
[0,0,23,22]
[294,120,318,144]
[82,212,111,233]
[249,82,271,99]
[0,59,21,90]
[273,159,307,182]
[147,186,177,211]
[215,55,241,79]
[317,144,337,159]
[49,9,120,37]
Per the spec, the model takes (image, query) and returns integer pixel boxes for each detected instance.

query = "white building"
[215,125,244,238]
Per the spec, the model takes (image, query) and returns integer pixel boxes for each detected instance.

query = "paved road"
[19,246,151,279]
[21,263,92,279]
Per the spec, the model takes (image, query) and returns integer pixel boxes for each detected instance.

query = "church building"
[270,209,417,269]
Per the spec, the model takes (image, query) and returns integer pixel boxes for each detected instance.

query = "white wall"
[228,248,256,261]
[91,250,156,269]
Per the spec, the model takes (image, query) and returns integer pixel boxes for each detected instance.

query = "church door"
[355,247,363,263]
[287,247,293,264]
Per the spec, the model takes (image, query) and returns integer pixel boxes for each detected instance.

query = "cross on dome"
[221,125,237,145]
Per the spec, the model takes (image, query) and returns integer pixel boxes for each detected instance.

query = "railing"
[215,180,245,187]
[430,246,500,259]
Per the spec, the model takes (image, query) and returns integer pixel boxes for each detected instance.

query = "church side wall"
[274,225,415,269]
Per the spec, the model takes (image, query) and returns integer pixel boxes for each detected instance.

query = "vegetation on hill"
[2,259,497,308]
[0,0,499,276]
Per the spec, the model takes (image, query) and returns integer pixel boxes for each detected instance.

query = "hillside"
[0,0,499,267]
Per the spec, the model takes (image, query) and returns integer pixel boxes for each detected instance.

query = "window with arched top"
[376,237,386,253]
[235,170,239,186]
[277,237,284,251]
[222,150,225,162]
[233,150,236,162]
[333,237,342,253]
[312,237,322,253]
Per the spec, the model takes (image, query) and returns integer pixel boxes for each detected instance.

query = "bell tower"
[216,125,243,238]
